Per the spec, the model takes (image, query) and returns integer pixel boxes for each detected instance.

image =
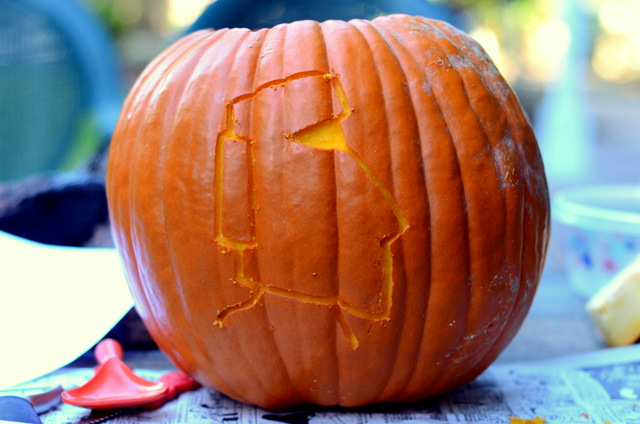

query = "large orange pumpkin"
[106,14,549,410]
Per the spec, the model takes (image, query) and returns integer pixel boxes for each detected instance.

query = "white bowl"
[552,185,640,299]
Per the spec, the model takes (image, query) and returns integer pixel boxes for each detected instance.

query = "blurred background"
[103,0,640,186]
[2,0,639,184]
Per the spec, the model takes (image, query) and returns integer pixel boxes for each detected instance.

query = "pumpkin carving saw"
[212,70,409,349]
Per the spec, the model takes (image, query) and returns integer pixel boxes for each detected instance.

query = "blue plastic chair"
[0,0,124,182]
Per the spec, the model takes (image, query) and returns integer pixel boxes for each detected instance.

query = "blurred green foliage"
[83,0,146,38]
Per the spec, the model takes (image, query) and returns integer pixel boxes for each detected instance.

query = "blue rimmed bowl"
[552,185,640,299]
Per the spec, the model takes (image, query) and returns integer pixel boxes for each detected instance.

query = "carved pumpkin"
[106,14,549,410]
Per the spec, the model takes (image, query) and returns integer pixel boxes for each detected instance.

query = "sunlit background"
[82,0,640,86]
[83,0,212,74]
[81,0,640,189]
[461,0,640,85]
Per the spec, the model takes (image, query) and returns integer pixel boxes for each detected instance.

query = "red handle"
[94,338,124,364]
[158,371,200,393]
[91,339,199,410]
[142,371,200,410]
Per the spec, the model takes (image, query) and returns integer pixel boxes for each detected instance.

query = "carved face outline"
[212,71,409,348]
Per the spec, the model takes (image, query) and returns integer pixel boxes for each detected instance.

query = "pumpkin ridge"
[357,17,430,400]
[371,22,432,400]
[125,30,217,348]
[450,25,526,378]
[376,16,473,397]
[418,19,521,395]
[122,30,218,118]
[374,17,484,399]
[316,20,347,405]
[153,32,250,394]
[422,57,473,400]
[420,21,517,390]
[430,19,548,387]
[211,29,307,405]
[432,20,548,365]
[123,57,178,360]
[319,20,399,405]
[347,17,428,403]
[111,30,214,245]
[148,29,277,404]
[183,32,269,399]
[430,23,527,295]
